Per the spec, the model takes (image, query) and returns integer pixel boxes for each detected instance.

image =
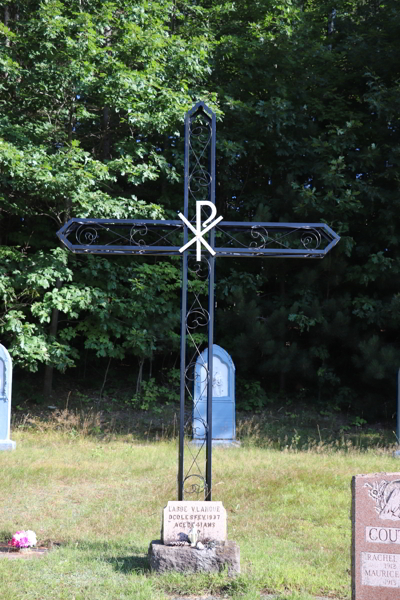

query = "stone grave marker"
[193,345,237,445]
[148,500,239,575]
[352,472,400,598]
[162,500,227,545]
[0,344,16,451]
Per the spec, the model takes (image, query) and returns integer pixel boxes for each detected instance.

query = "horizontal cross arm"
[57,218,184,256]
[214,221,339,258]
[57,218,340,258]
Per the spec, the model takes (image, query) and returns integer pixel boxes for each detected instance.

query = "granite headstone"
[0,344,16,451]
[352,472,400,599]
[192,345,236,445]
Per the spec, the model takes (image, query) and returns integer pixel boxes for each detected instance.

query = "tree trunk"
[43,279,61,399]
[99,357,112,402]
[279,275,286,393]
[327,8,336,36]
[103,105,111,160]
[327,8,336,51]
[136,358,145,397]
[4,6,10,46]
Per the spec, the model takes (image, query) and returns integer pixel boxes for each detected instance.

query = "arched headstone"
[193,345,237,445]
[0,344,16,450]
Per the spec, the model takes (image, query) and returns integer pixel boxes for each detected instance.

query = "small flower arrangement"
[8,530,37,549]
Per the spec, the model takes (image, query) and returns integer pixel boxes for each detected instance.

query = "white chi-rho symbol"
[178,201,223,261]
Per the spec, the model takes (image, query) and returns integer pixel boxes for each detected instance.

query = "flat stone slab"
[0,543,49,559]
[148,539,240,576]
[162,501,227,545]
[352,472,400,599]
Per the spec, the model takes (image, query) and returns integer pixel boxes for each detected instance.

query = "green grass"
[0,409,399,600]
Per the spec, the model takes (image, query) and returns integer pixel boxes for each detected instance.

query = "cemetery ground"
[0,391,398,600]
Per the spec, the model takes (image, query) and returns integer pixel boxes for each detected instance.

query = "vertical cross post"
[178,102,216,501]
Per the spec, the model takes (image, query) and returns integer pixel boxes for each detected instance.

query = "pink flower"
[8,530,37,548]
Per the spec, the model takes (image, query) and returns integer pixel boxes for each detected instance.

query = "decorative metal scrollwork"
[189,168,211,196]
[130,224,148,246]
[188,255,211,280]
[59,219,337,259]
[76,225,99,245]
[194,361,208,386]
[210,222,335,256]
[301,229,322,249]
[181,155,214,498]
[186,360,209,385]
[249,226,269,249]
[190,120,212,145]
[186,308,210,330]
[183,474,208,497]
[192,417,208,439]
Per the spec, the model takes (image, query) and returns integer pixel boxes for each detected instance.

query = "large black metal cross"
[57,102,340,501]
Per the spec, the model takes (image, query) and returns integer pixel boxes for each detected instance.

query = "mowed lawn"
[0,428,398,600]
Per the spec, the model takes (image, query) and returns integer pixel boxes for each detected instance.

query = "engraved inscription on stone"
[162,501,227,545]
[366,527,400,544]
[362,552,400,588]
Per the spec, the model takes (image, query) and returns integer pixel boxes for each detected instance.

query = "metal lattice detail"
[58,219,183,256]
[188,114,212,206]
[176,103,216,500]
[58,219,338,258]
[181,255,212,500]
[212,222,337,257]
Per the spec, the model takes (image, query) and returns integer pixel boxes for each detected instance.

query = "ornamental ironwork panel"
[57,218,339,259]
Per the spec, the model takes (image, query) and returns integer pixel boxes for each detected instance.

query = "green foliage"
[127,368,180,411]
[236,378,271,411]
[128,378,163,412]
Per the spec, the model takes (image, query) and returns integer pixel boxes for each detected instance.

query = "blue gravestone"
[193,345,237,445]
[0,344,16,451]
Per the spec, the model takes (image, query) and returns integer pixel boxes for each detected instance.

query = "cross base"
[148,539,240,576]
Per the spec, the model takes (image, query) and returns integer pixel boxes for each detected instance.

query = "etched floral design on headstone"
[212,371,223,397]
[365,479,400,520]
